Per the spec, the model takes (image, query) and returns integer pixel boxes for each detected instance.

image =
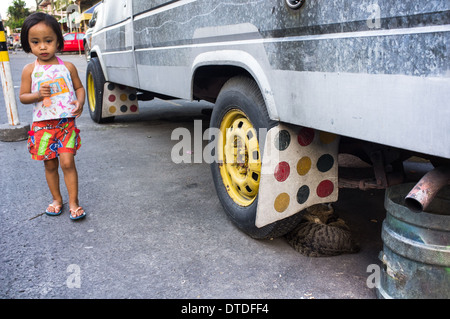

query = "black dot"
[296,185,310,204]
[317,154,334,172]
[275,130,291,151]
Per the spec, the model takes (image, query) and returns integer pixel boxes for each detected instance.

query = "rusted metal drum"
[377,183,450,299]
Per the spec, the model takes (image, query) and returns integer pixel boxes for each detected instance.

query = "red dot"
[274,161,290,182]
[297,128,315,146]
[316,180,334,198]
[130,105,138,112]
[108,95,116,102]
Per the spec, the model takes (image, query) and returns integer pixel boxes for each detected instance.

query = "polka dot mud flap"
[102,82,139,117]
[255,124,340,228]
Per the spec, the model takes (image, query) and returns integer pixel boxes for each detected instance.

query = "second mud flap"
[102,82,139,118]
[256,124,340,228]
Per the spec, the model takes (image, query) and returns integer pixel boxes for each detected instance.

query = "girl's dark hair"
[21,12,64,53]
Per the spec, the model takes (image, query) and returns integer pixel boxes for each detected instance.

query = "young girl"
[19,12,86,220]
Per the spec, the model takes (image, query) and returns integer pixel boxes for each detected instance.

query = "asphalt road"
[0,51,431,302]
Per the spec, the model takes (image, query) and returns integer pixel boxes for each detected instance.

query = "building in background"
[38,0,99,32]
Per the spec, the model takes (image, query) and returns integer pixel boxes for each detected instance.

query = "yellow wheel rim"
[87,72,96,113]
[218,109,261,206]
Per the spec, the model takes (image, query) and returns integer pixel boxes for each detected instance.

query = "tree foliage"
[5,0,31,30]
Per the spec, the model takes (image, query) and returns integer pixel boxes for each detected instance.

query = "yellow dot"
[109,106,117,114]
[274,193,290,213]
[319,131,337,144]
[297,156,311,176]
[120,94,128,102]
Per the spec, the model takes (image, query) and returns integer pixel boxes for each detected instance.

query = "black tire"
[86,57,113,123]
[210,76,302,239]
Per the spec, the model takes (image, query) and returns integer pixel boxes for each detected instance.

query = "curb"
[0,123,30,142]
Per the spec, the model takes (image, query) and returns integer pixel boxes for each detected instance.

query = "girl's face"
[28,21,59,63]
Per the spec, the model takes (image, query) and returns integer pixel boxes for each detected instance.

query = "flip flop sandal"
[45,204,63,216]
[70,207,86,220]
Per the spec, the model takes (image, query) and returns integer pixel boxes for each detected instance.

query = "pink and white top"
[31,56,76,122]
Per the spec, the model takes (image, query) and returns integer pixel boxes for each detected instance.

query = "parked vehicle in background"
[7,36,14,50]
[62,32,85,52]
[9,33,21,51]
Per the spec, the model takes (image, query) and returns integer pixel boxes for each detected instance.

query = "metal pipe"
[404,166,450,212]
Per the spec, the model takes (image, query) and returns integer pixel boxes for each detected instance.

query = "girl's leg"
[59,152,84,218]
[44,158,63,212]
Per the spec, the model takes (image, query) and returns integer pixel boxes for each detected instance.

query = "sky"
[1,0,37,20]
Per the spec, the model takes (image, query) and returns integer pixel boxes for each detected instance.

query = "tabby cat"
[284,204,360,257]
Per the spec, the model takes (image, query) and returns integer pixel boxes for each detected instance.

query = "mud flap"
[255,124,340,228]
[102,82,139,118]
